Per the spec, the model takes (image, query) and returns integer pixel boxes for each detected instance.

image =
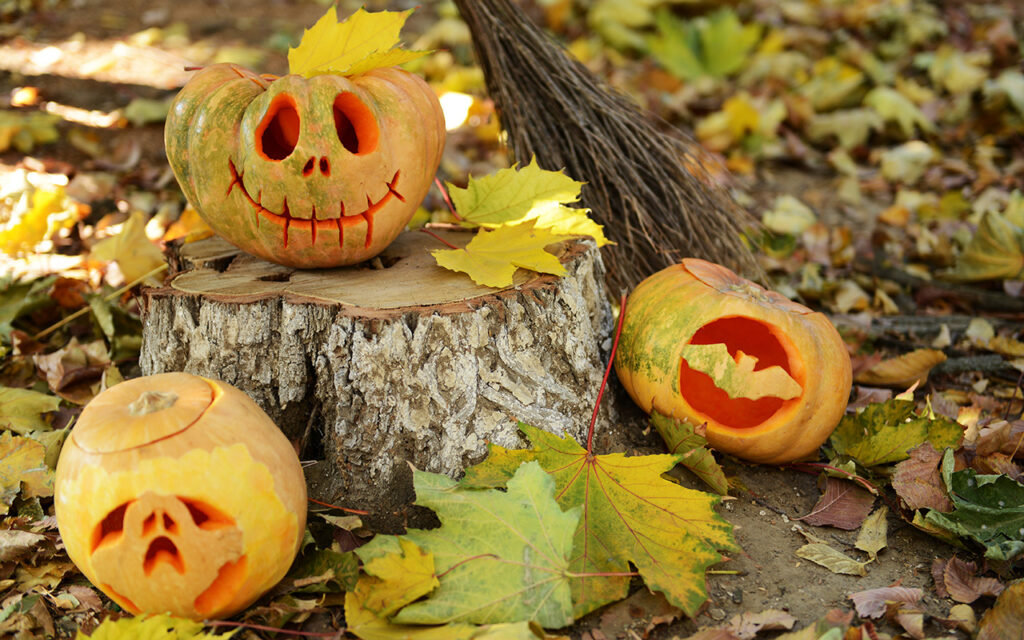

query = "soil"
[0,0,980,638]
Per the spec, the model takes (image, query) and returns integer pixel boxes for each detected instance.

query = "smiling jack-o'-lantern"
[165,63,445,268]
[54,373,307,620]
[615,259,852,464]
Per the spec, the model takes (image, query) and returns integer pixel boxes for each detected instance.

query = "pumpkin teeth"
[226,158,400,250]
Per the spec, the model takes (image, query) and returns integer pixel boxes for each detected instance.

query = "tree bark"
[140,230,621,521]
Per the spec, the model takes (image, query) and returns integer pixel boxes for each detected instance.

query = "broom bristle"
[453,0,762,290]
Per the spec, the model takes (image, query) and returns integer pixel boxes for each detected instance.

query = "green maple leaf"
[432,220,570,288]
[648,8,762,80]
[357,462,578,628]
[828,399,963,468]
[462,424,737,618]
[449,158,610,246]
[924,449,1024,563]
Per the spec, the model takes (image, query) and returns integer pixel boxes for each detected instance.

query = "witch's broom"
[450,0,761,290]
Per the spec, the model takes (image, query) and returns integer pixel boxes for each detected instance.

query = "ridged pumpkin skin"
[54,373,307,620]
[165,63,445,268]
[615,259,852,464]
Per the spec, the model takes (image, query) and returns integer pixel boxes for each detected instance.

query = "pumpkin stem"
[587,293,627,452]
[128,391,179,416]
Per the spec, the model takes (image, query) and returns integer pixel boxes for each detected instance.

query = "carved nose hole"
[319,156,330,176]
[303,157,315,177]
[163,513,178,534]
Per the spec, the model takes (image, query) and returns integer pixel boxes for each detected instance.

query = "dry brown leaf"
[977,580,1024,640]
[849,586,923,618]
[854,506,888,559]
[795,543,869,576]
[597,588,682,639]
[727,609,797,639]
[854,348,947,388]
[935,557,1005,604]
[892,443,953,512]
[798,477,875,530]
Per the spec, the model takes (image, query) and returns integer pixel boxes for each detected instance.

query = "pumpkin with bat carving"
[54,373,307,620]
[164,62,445,268]
[615,259,852,465]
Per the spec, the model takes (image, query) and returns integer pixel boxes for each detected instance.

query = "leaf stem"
[308,497,370,515]
[205,620,342,638]
[786,461,879,495]
[587,293,627,452]
[565,570,638,578]
[436,553,499,579]
[418,227,461,250]
[433,176,462,221]
[33,263,168,340]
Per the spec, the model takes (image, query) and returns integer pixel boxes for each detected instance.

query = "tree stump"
[140,230,621,521]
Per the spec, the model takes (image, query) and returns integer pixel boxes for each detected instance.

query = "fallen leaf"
[924,449,1024,563]
[432,220,570,288]
[949,209,1024,282]
[795,543,869,576]
[358,461,578,627]
[848,586,922,619]
[288,6,429,78]
[359,539,439,618]
[32,338,111,405]
[864,86,935,138]
[89,210,166,286]
[0,179,85,254]
[762,195,816,236]
[0,528,46,562]
[462,424,738,618]
[798,477,875,530]
[0,432,53,515]
[597,588,681,639]
[934,556,1005,603]
[928,45,990,95]
[880,141,936,184]
[0,386,60,434]
[800,57,865,111]
[648,8,762,80]
[806,109,883,149]
[650,412,728,495]
[853,349,947,388]
[75,613,234,638]
[829,399,963,467]
[772,610,852,640]
[977,579,1024,640]
[892,443,953,512]
[854,506,889,559]
[727,609,797,639]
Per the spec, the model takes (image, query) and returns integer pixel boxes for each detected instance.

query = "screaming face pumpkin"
[615,259,852,464]
[165,63,445,268]
[54,373,307,620]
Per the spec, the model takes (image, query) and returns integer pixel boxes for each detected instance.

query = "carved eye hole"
[333,93,379,155]
[257,94,300,161]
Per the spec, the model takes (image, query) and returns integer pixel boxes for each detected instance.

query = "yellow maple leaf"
[90,211,166,286]
[449,158,610,246]
[0,180,86,254]
[680,343,802,401]
[360,538,439,619]
[432,220,569,288]
[288,6,430,78]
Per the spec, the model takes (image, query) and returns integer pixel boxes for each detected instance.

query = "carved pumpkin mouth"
[227,159,405,249]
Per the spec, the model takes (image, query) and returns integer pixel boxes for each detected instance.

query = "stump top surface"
[158,229,579,314]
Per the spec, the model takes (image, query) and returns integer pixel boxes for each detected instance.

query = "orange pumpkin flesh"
[615,259,852,464]
[54,373,307,620]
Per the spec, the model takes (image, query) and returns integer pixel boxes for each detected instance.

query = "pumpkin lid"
[72,372,216,453]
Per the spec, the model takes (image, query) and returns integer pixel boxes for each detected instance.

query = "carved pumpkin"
[615,259,852,464]
[165,63,445,268]
[54,372,307,620]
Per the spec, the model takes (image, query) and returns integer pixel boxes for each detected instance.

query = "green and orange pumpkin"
[54,373,307,620]
[165,63,445,268]
[615,259,852,464]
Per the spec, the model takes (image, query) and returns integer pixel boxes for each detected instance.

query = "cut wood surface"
[141,229,622,521]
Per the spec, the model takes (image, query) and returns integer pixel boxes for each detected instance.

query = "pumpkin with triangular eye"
[54,373,307,620]
[165,62,445,268]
